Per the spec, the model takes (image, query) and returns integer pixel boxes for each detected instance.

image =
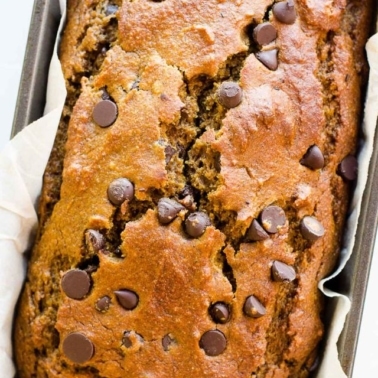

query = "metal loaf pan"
[11,0,378,376]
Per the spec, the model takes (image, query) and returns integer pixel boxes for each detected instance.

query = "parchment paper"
[0,1,377,376]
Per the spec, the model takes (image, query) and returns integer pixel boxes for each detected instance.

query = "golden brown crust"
[15,0,373,377]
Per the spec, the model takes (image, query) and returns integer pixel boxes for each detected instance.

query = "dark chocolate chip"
[85,229,105,253]
[217,82,243,109]
[115,290,139,310]
[308,355,320,372]
[185,212,211,238]
[107,178,134,206]
[300,216,325,242]
[93,99,118,127]
[255,49,279,71]
[260,206,286,233]
[271,261,296,282]
[122,331,144,348]
[158,198,185,224]
[96,296,111,312]
[199,330,227,356]
[243,295,266,318]
[164,145,176,164]
[179,185,194,199]
[61,269,91,300]
[209,302,230,324]
[273,0,297,24]
[300,145,325,170]
[62,333,94,364]
[162,334,175,351]
[253,22,277,45]
[105,4,118,16]
[338,155,358,181]
[245,219,270,241]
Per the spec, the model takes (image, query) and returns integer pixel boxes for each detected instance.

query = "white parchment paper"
[0,1,66,376]
[0,2,377,376]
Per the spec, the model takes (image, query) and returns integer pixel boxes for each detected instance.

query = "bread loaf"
[15,0,373,376]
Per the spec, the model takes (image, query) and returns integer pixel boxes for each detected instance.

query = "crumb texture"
[15,0,373,377]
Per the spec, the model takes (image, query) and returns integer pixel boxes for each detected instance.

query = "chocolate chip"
[300,145,325,170]
[61,269,91,300]
[273,0,297,24]
[253,23,277,45]
[164,145,176,164]
[209,302,230,324]
[243,295,266,318]
[107,178,134,206]
[162,334,175,351]
[179,185,194,199]
[338,155,358,181]
[217,82,243,108]
[93,99,118,127]
[260,206,286,233]
[158,198,185,224]
[245,219,270,241]
[115,290,139,310]
[199,330,227,356]
[300,216,325,241]
[255,49,279,71]
[308,355,320,372]
[96,296,111,312]
[185,212,211,238]
[122,331,144,348]
[85,229,105,253]
[271,261,296,282]
[62,333,94,364]
[105,4,118,15]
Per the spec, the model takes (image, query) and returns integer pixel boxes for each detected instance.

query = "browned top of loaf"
[15,0,372,377]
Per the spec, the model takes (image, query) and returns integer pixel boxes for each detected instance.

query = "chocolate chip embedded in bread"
[115,290,139,310]
[217,82,243,109]
[122,331,144,348]
[300,145,325,170]
[62,333,94,364]
[162,334,175,351]
[271,261,296,282]
[185,212,211,238]
[337,155,358,181]
[245,219,270,241]
[243,295,266,318]
[260,206,286,233]
[157,198,185,224]
[199,330,227,356]
[273,0,297,24]
[93,99,118,127]
[164,145,176,164]
[300,216,325,241]
[255,49,279,71]
[209,302,230,324]
[61,269,91,300]
[85,229,105,253]
[253,23,277,45]
[96,296,111,312]
[107,178,134,206]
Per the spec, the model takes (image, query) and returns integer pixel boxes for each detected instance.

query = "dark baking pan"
[11,0,61,137]
[10,0,378,376]
[335,117,378,376]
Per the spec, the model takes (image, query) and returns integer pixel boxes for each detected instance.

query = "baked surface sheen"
[15,0,372,377]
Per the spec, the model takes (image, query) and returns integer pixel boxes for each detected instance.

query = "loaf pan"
[11,0,378,376]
